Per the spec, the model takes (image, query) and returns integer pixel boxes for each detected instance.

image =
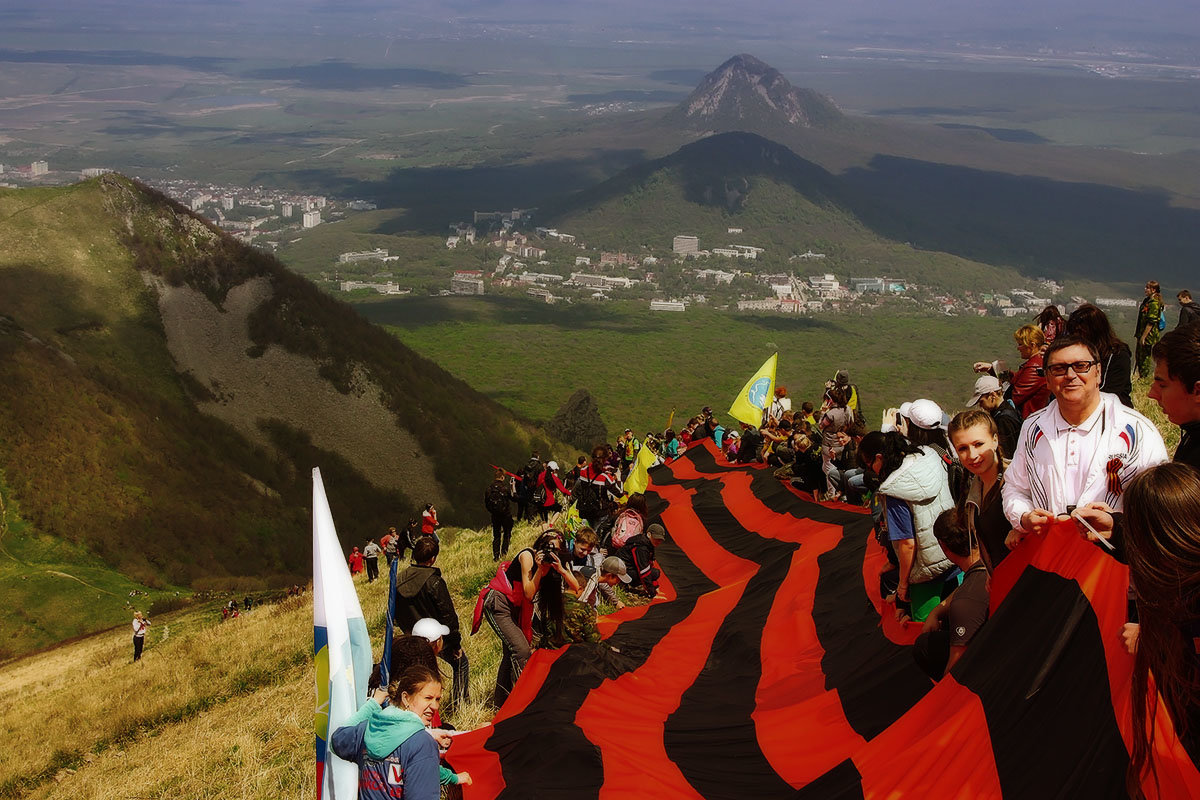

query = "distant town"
[4,163,1141,318]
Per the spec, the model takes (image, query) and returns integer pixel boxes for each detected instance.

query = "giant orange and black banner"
[448,440,1200,798]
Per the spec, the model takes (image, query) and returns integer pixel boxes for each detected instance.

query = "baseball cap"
[908,399,950,430]
[600,556,632,583]
[547,460,558,471]
[898,401,914,420]
[646,523,666,542]
[412,618,451,642]
[966,375,1003,407]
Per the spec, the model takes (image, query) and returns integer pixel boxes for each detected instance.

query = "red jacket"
[1011,353,1050,418]
[471,559,534,642]
[420,510,438,536]
[536,470,570,508]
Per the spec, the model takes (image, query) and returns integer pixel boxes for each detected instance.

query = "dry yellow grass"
[0,519,549,798]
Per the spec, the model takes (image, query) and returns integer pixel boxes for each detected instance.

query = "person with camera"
[471,530,578,706]
[132,611,150,662]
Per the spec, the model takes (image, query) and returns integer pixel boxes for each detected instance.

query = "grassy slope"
[0,471,182,658]
[0,520,550,800]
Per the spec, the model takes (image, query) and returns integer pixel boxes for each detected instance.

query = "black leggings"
[133,635,145,662]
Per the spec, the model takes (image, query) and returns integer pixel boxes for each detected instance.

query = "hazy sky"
[3,1,1198,56]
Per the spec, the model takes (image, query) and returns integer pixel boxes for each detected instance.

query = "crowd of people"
[329,287,1200,797]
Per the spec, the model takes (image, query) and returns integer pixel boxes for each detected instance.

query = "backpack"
[1159,308,1167,331]
[519,459,541,499]
[928,443,969,506]
[485,480,511,514]
[610,510,643,548]
[574,475,604,520]
[532,470,549,505]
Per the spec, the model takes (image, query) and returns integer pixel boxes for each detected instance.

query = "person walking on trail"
[485,468,515,561]
[363,539,381,583]
[1135,280,1166,378]
[348,546,364,576]
[132,611,151,662]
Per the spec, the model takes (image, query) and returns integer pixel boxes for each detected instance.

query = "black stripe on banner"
[953,568,1131,799]
[793,759,867,800]
[486,512,719,799]
[663,479,804,799]
[691,447,935,740]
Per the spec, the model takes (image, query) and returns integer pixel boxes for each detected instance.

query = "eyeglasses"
[1039,360,1099,378]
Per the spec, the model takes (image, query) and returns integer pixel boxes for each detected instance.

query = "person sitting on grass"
[912,510,990,681]
[331,664,471,800]
[736,422,763,464]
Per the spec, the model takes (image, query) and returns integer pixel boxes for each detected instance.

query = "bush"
[148,595,192,616]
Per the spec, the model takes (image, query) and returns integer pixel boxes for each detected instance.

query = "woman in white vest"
[858,430,956,622]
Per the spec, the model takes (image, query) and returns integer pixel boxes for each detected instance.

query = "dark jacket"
[1178,302,1200,329]
[395,565,461,652]
[616,533,660,595]
[1176,421,1200,471]
[991,403,1024,461]
[1099,343,1134,408]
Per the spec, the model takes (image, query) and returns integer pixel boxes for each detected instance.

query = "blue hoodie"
[331,701,440,800]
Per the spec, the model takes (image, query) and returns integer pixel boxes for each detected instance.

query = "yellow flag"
[622,444,658,497]
[728,352,777,428]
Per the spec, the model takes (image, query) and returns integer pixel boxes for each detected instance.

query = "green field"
[359,295,1072,441]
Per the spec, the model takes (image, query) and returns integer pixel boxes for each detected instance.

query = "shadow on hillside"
[840,155,1200,285]
[334,150,651,234]
[359,295,672,334]
[736,315,845,333]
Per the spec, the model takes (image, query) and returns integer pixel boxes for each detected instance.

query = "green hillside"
[0,177,567,656]
[538,130,1196,292]
[362,295,1044,441]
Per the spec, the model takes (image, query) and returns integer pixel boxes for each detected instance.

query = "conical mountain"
[666,54,843,132]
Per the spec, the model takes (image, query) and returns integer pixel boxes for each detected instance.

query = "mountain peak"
[671,54,842,130]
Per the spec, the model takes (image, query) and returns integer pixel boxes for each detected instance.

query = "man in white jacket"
[1003,336,1168,543]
